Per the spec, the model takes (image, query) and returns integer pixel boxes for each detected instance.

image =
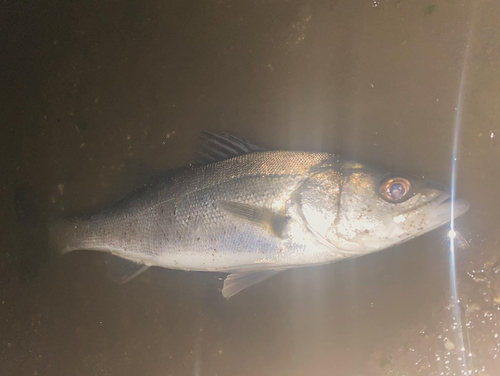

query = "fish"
[51,132,470,298]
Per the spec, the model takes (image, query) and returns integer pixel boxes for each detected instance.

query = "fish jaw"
[360,195,470,252]
[388,196,469,244]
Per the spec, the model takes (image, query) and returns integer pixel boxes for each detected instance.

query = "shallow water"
[1,0,500,375]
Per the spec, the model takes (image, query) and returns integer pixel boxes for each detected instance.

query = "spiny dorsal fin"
[194,132,264,165]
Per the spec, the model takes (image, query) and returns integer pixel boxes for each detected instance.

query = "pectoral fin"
[102,253,150,284]
[219,201,289,238]
[222,270,282,299]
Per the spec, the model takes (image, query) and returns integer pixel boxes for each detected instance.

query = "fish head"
[298,163,469,255]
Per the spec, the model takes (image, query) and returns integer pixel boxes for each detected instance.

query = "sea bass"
[52,132,469,298]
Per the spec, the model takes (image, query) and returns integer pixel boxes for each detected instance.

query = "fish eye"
[379,177,412,203]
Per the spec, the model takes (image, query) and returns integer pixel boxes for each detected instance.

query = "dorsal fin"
[194,132,264,165]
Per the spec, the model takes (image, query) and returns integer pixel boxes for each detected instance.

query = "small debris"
[466,303,481,315]
[444,338,455,350]
[424,5,436,16]
[57,184,65,195]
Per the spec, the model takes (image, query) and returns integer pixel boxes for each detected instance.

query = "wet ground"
[1,0,500,375]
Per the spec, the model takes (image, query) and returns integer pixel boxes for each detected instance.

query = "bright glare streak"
[448,229,457,240]
[448,2,478,373]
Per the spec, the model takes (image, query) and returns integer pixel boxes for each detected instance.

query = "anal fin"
[222,270,282,299]
[102,253,150,284]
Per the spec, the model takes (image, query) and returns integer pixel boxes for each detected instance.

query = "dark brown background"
[1,0,499,375]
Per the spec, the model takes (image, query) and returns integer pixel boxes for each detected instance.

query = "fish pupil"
[390,183,406,200]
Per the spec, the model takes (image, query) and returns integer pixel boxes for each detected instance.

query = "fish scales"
[57,151,332,270]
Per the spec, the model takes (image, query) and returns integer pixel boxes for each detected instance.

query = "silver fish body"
[53,133,469,297]
[57,151,339,269]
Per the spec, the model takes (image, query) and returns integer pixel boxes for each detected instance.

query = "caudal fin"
[50,218,151,283]
[13,184,51,280]
[14,183,77,256]
[49,218,84,255]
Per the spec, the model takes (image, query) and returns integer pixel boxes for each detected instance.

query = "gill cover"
[295,169,343,249]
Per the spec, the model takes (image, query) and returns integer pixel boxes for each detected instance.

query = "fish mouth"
[379,195,470,251]
[432,195,470,222]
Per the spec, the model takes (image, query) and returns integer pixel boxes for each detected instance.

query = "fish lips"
[433,195,470,222]
[384,195,470,251]
[415,195,470,237]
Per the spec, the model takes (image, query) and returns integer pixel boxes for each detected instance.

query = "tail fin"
[50,217,151,284]
[14,185,41,226]
[14,185,149,284]
[13,184,51,281]
[49,217,84,255]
